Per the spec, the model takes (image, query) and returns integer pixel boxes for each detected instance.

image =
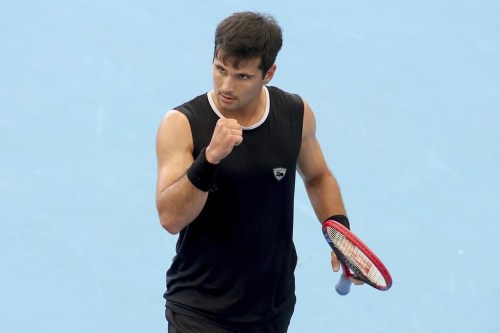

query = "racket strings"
[327,228,387,287]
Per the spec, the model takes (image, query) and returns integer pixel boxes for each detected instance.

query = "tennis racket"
[322,220,392,295]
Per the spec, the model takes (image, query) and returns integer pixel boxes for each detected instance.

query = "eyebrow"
[214,62,256,78]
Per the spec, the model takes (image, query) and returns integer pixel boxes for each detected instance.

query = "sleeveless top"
[164,86,304,329]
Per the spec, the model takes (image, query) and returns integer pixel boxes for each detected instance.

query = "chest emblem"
[273,168,287,181]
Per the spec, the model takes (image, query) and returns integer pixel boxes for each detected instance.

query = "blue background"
[1,1,499,332]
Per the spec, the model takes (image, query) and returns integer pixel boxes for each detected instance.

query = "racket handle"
[335,274,352,296]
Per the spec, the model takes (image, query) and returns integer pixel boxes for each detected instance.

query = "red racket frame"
[323,220,392,291]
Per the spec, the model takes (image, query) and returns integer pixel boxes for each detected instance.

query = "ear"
[263,64,277,84]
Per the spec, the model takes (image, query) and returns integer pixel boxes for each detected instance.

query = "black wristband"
[186,148,219,192]
[325,214,350,230]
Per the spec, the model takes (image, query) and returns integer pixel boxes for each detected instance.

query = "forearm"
[156,175,208,234]
[304,171,347,224]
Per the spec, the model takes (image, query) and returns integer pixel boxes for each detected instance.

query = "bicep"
[155,110,194,195]
[297,100,330,183]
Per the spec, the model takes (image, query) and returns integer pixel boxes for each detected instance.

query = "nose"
[220,75,235,93]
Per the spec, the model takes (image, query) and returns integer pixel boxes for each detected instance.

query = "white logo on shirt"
[273,168,286,181]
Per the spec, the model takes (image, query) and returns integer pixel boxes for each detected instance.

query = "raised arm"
[155,110,208,234]
[297,100,347,223]
[156,110,243,234]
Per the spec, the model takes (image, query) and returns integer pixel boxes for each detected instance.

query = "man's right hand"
[206,118,243,164]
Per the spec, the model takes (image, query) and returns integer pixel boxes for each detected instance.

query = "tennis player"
[156,11,354,332]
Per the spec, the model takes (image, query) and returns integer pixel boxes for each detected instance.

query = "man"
[156,11,357,333]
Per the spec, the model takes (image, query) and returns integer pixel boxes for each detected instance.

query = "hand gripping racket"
[322,220,393,295]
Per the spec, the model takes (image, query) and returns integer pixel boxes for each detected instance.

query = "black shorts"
[166,308,293,333]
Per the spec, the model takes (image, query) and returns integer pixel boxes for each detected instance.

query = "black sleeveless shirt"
[164,86,304,329]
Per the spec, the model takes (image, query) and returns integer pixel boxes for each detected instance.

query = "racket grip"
[335,274,352,296]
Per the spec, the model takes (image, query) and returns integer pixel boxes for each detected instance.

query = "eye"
[239,74,250,80]
[216,66,226,74]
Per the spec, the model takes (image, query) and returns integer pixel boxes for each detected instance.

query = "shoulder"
[159,92,210,136]
[175,93,211,117]
[157,110,192,149]
[267,86,303,108]
[301,99,316,139]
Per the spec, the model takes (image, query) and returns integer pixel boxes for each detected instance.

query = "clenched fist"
[205,118,243,164]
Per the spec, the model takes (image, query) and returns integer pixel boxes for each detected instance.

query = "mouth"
[219,93,236,103]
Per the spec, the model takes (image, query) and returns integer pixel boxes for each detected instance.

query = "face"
[212,54,275,114]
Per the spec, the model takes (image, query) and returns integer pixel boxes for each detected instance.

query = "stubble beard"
[216,91,240,112]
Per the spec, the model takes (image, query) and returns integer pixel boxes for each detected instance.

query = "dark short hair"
[214,12,283,77]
